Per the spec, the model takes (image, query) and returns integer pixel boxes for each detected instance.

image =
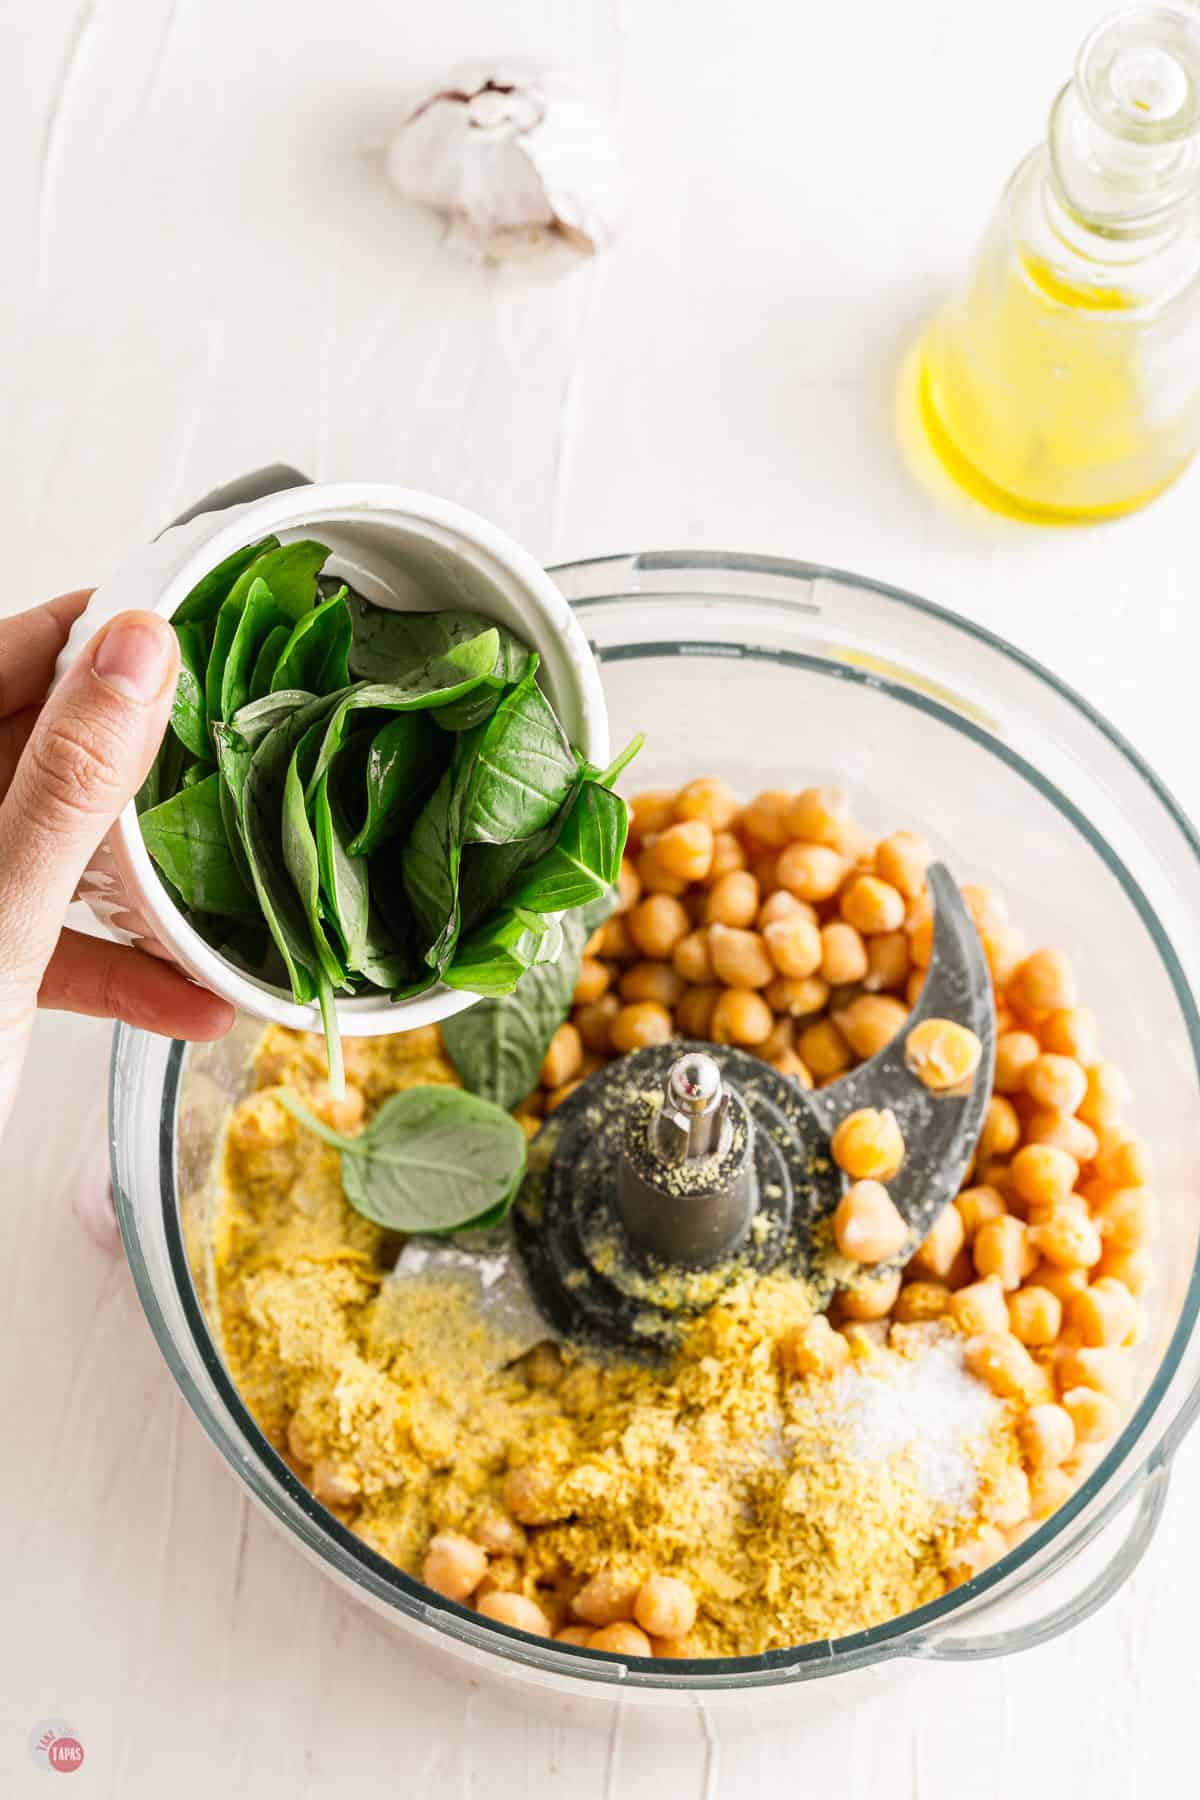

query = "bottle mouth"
[1049,6,1200,231]
[1078,5,1200,146]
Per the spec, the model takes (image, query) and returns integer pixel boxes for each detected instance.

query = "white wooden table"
[5,0,1200,1791]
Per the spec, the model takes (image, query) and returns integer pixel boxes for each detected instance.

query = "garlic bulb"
[386,62,623,261]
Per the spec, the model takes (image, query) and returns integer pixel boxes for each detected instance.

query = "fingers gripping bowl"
[109,553,1200,1700]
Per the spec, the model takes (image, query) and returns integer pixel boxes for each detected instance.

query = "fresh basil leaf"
[270,587,353,694]
[169,621,212,758]
[171,535,280,628]
[442,905,563,997]
[140,774,260,918]
[400,754,469,970]
[220,577,292,722]
[278,1086,527,1234]
[346,711,448,858]
[229,687,320,749]
[506,780,629,913]
[303,631,500,801]
[248,623,292,702]
[348,606,526,684]
[461,660,577,846]
[221,539,330,625]
[429,647,537,734]
[315,759,418,990]
[593,732,646,790]
[281,720,349,991]
[440,908,590,1106]
[179,756,214,789]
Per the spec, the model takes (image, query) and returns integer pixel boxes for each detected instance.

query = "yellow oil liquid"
[918,251,1192,522]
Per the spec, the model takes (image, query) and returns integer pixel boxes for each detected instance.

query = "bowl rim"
[115,548,1200,1689]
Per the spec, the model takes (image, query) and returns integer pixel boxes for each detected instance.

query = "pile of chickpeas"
[422,1525,698,1657]
[525,778,1155,1582]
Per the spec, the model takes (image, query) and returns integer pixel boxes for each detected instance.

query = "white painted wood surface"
[4,0,1200,1791]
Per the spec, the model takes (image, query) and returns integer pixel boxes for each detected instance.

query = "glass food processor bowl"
[109,552,1200,1705]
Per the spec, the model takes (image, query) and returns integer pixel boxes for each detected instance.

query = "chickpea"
[706,924,774,990]
[977,1096,1020,1163]
[503,1466,566,1526]
[911,1205,966,1279]
[541,1022,583,1090]
[711,988,773,1047]
[1061,1385,1120,1445]
[874,830,931,899]
[676,985,719,1038]
[575,993,619,1053]
[589,1622,654,1657]
[835,994,908,1060]
[1067,1277,1137,1347]
[760,888,815,925]
[783,785,851,845]
[798,1017,852,1079]
[629,790,677,846]
[768,974,830,1017]
[946,1525,1008,1585]
[864,930,911,992]
[620,962,686,1009]
[771,1048,814,1085]
[1094,1135,1152,1189]
[893,1280,952,1323]
[1021,1108,1099,1164]
[706,869,760,929]
[477,1591,553,1636]
[906,894,934,969]
[1007,1284,1062,1346]
[973,1215,1033,1291]
[469,1511,527,1556]
[672,929,714,986]
[739,790,793,850]
[760,911,822,982]
[674,776,738,831]
[1019,1403,1075,1469]
[1092,1186,1154,1251]
[1028,1466,1074,1522]
[831,1108,905,1182]
[1039,1007,1099,1062]
[949,1278,1010,1335]
[839,1267,902,1321]
[635,843,688,898]
[955,1185,1006,1242]
[963,1331,1043,1401]
[1077,1061,1130,1132]
[555,1625,596,1647]
[1023,1053,1087,1115]
[616,857,641,914]
[611,1002,674,1053]
[989,1464,1033,1530]
[633,1575,698,1641]
[1055,1345,1131,1406]
[1096,1244,1152,1295]
[706,829,747,883]
[1017,948,1077,1012]
[982,922,1028,989]
[1029,1206,1103,1270]
[1028,1259,1089,1305]
[749,851,780,892]
[841,874,906,936]
[821,921,869,985]
[776,842,847,901]
[651,1635,698,1659]
[423,1533,489,1603]
[599,916,636,962]
[654,819,715,883]
[994,1031,1041,1094]
[905,1018,983,1092]
[1012,1143,1079,1207]
[572,1569,639,1626]
[627,894,690,959]
[311,1459,362,1507]
[834,1179,909,1262]
[779,1313,851,1378]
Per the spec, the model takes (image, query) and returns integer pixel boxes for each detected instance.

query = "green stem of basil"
[595,733,645,790]
[317,979,345,1103]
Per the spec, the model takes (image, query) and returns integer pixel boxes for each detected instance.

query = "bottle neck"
[1048,5,1200,241]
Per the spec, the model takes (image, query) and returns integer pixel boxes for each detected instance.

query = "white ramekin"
[57,481,609,1035]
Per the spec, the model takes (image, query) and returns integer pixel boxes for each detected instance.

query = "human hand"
[0,593,235,1136]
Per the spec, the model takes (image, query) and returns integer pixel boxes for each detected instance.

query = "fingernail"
[92,615,174,702]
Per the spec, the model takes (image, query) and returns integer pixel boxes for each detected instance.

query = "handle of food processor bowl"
[910,1461,1170,1662]
[160,463,313,534]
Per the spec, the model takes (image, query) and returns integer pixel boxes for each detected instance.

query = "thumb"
[0,610,179,997]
